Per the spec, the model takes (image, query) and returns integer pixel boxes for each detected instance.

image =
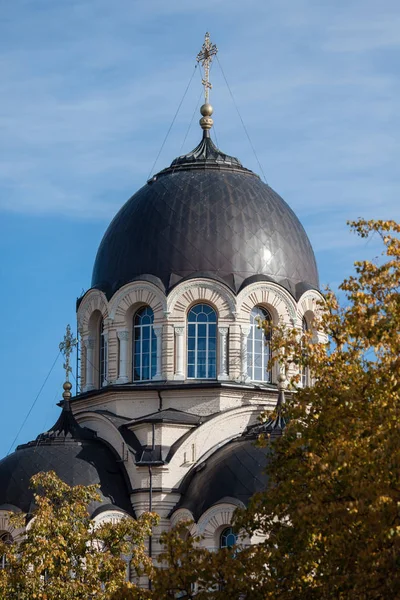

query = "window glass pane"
[208,357,216,378]
[254,367,262,381]
[247,307,272,383]
[133,307,155,382]
[188,308,197,322]
[208,323,216,336]
[254,353,262,367]
[198,324,206,337]
[188,364,195,378]
[254,338,263,354]
[247,336,253,353]
[188,324,195,337]
[220,527,237,549]
[197,312,207,323]
[255,326,263,340]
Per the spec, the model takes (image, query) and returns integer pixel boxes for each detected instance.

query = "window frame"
[220,526,237,549]
[133,306,157,382]
[187,303,217,380]
[247,306,272,383]
[99,319,107,387]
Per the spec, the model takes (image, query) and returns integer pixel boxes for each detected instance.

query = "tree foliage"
[149,219,400,599]
[232,219,400,599]
[0,471,157,600]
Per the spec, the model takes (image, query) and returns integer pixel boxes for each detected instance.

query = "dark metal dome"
[178,436,269,521]
[0,402,132,516]
[91,133,319,299]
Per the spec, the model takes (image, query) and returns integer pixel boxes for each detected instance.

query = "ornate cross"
[59,324,77,381]
[196,32,218,104]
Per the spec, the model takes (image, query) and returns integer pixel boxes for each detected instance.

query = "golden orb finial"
[199,102,214,131]
[62,380,72,403]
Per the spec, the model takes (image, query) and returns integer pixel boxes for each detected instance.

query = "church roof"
[178,436,270,521]
[0,384,133,516]
[91,129,319,299]
[125,408,204,426]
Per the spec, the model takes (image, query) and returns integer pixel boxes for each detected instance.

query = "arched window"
[220,527,237,549]
[301,316,310,387]
[0,532,12,569]
[133,307,157,381]
[187,304,217,379]
[99,319,108,387]
[247,306,272,382]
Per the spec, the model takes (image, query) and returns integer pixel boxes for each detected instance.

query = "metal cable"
[148,64,198,179]
[7,351,61,455]
[85,352,112,386]
[216,55,268,183]
[180,88,203,153]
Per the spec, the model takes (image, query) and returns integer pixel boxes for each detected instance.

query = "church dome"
[91,132,319,300]
[0,388,132,516]
[178,435,269,521]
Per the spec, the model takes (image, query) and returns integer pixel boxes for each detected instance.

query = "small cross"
[196,32,218,104]
[59,324,77,381]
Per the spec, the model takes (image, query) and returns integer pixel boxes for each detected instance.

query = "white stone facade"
[73,277,324,561]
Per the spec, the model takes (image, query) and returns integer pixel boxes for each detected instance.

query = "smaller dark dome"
[0,402,132,516]
[178,437,269,521]
[0,441,132,516]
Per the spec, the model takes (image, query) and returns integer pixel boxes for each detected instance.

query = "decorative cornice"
[167,279,236,318]
[237,281,297,323]
[109,282,167,320]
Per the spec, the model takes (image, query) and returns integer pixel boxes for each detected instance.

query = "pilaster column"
[217,326,229,381]
[174,326,185,380]
[117,330,130,384]
[101,331,109,387]
[152,325,163,381]
[241,326,251,383]
[83,337,95,392]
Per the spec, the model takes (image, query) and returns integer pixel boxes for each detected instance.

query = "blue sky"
[1,0,399,457]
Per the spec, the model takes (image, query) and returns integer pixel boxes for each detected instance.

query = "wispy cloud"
[1,0,399,236]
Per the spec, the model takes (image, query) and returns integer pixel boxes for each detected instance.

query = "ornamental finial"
[196,32,218,132]
[59,324,77,384]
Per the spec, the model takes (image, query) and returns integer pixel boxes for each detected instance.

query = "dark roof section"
[246,389,286,440]
[91,134,319,299]
[0,398,133,516]
[74,379,277,400]
[125,408,204,426]
[167,132,248,173]
[37,397,96,442]
[178,437,269,521]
